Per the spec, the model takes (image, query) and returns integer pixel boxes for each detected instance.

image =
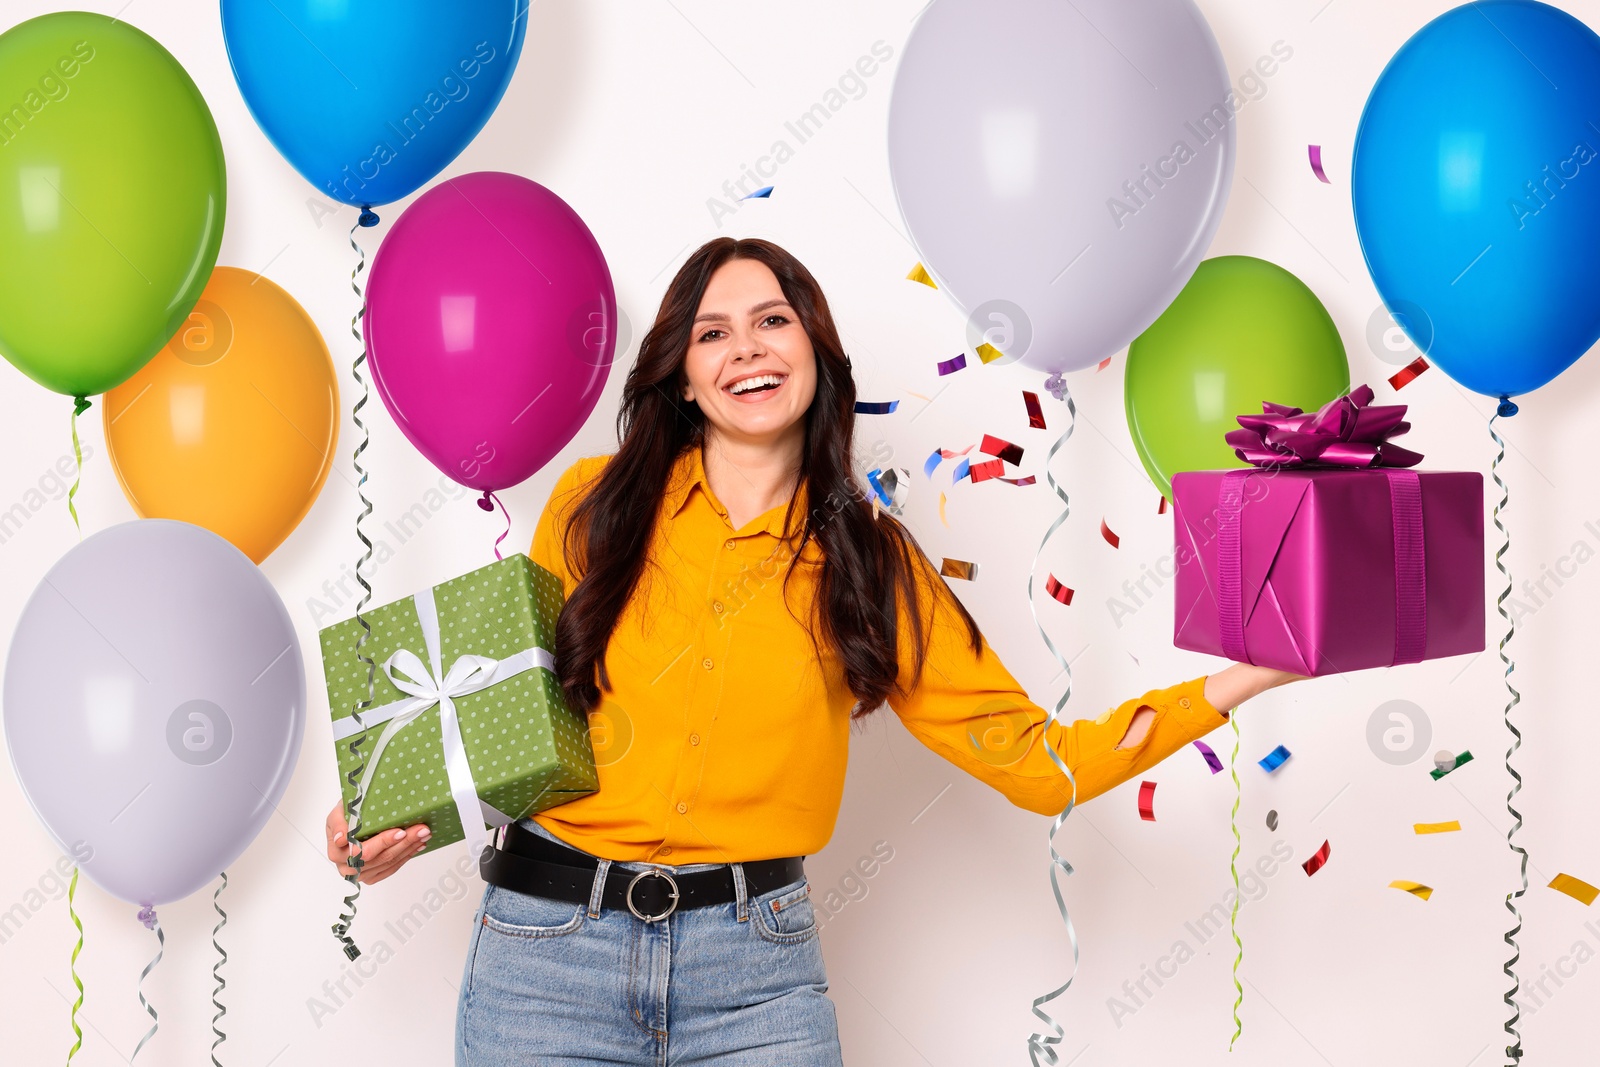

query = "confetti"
[1413,821,1462,835]
[1388,356,1430,390]
[923,449,943,479]
[1308,144,1331,183]
[1157,495,1168,515]
[938,491,948,527]
[975,342,1006,364]
[1100,519,1120,549]
[1390,880,1434,901]
[907,262,937,288]
[968,458,1006,483]
[1550,874,1600,906]
[1265,809,1279,831]
[941,446,974,459]
[1194,740,1224,775]
[979,433,1024,465]
[1430,750,1473,780]
[1432,749,1457,773]
[1096,356,1112,372]
[1023,390,1046,429]
[951,458,971,483]
[1302,840,1331,876]
[940,558,977,581]
[743,185,774,199]
[854,400,899,415]
[866,468,909,513]
[1044,574,1073,605]
[1138,781,1158,822]
[1127,651,1140,666]
[936,353,967,375]
[1258,745,1292,773]
[997,475,1036,486]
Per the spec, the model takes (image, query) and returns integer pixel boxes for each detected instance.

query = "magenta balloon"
[365,172,616,492]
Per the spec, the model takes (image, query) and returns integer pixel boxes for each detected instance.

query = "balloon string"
[210,872,228,1067]
[68,396,89,537]
[1490,407,1526,1065]
[480,490,510,560]
[334,209,381,961]
[1228,707,1244,1051]
[1025,379,1079,1067]
[66,866,85,1067]
[131,907,164,1063]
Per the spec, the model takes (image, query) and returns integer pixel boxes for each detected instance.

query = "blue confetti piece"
[1258,745,1292,773]
[743,185,774,200]
[923,449,943,479]
[865,468,893,507]
[854,400,899,415]
[952,458,971,483]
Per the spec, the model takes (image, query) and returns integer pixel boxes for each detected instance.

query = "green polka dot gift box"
[318,555,597,858]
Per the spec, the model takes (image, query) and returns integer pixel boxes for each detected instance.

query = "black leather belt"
[480,822,806,923]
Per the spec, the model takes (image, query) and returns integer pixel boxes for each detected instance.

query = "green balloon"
[1125,256,1351,500]
[0,13,225,398]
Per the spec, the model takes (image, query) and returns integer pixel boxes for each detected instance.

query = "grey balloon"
[887,0,1236,375]
[4,519,305,906]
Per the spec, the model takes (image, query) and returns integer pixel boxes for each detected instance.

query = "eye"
[697,327,725,343]
[761,313,790,327]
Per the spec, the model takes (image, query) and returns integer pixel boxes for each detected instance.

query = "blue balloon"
[1352,0,1600,403]
[221,1,527,210]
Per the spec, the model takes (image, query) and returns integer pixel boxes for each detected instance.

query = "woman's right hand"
[325,800,431,885]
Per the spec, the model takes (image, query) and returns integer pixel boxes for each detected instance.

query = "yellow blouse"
[528,444,1230,864]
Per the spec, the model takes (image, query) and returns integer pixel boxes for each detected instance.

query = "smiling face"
[679,257,818,450]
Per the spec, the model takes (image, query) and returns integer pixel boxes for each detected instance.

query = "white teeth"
[728,374,786,395]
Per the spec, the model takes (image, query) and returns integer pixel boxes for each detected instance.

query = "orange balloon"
[104,267,339,563]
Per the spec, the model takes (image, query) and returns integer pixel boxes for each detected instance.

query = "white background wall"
[3,1,1598,1063]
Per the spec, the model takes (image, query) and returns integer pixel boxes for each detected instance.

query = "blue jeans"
[455,819,844,1065]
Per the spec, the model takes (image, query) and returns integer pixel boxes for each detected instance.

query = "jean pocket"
[480,884,587,939]
[750,878,817,944]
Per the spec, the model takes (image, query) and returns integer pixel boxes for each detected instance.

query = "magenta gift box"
[1172,467,1485,676]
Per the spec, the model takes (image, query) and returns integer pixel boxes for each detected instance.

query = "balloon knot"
[477,491,495,512]
[73,396,91,417]
[1043,373,1069,402]
[358,208,380,228]
[136,905,157,930]
[1497,395,1519,418]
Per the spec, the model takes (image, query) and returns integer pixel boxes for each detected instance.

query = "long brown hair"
[552,237,981,719]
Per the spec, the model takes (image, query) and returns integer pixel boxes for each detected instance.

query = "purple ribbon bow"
[1224,384,1424,469]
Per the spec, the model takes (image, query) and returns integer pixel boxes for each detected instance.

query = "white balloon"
[4,520,305,906]
[888,0,1236,375]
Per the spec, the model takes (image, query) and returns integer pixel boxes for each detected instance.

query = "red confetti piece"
[941,445,974,459]
[1388,355,1430,390]
[1138,781,1157,822]
[1303,840,1332,876]
[1157,495,1168,514]
[997,475,1036,486]
[1096,357,1112,372]
[1308,144,1331,183]
[1100,519,1120,548]
[979,433,1024,465]
[937,353,967,375]
[968,458,1006,482]
[1044,574,1074,605]
[1024,391,1046,429]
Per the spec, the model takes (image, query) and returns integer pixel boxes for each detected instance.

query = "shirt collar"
[665,443,811,539]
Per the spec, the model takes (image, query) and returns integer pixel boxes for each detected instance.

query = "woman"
[325,238,1302,1065]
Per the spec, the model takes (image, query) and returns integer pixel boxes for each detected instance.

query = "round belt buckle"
[626,868,680,922]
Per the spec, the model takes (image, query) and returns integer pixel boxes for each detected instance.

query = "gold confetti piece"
[906,390,932,402]
[906,262,937,288]
[938,491,948,527]
[975,342,1005,364]
[1390,880,1434,901]
[1413,821,1462,835]
[939,557,977,581]
[1550,873,1600,906]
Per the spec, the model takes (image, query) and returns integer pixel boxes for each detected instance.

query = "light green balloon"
[1125,256,1351,500]
[0,13,225,398]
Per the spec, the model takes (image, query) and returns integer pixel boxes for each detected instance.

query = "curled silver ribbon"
[334,210,381,961]
[1025,383,1080,1066]
[1490,409,1527,1064]
[131,907,164,1063]
[211,871,228,1067]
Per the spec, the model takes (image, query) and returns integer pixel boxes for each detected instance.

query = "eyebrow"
[692,298,791,326]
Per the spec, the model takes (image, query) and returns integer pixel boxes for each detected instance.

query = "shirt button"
[1179,697,1191,708]
[676,802,688,814]
[702,657,714,670]
[712,600,724,613]
[725,539,736,550]
[689,733,701,745]
[659,845,673,856]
